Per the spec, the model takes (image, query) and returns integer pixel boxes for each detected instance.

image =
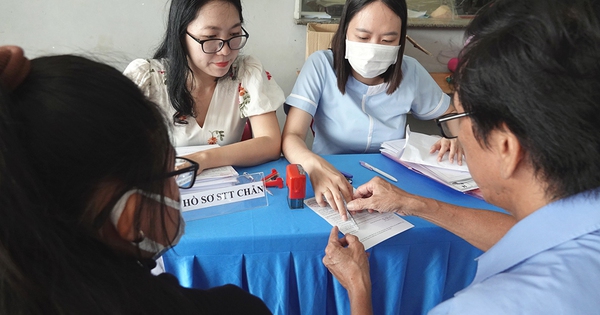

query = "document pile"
[380,126,481,197]
[174,145,269,221]
[175,145,239,192]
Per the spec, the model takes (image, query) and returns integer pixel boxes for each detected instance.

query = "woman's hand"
[430,137,464,165]
[183,150,208,174]
[282,107,353,220]
[307,157,354,220]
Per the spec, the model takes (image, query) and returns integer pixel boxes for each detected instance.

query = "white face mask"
[345,39,401,79]
[110,189,185,259]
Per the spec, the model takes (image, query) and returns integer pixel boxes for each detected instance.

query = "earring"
[133,230,146,243]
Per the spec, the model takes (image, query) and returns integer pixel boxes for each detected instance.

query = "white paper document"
[175,145,239,192]
[380,126,479,192]
[305,197,414,250]
[383,126,470,172]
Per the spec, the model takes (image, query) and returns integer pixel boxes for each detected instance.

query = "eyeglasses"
[165,157,199,189]
[435,112,472,139]
[186,27,250,54]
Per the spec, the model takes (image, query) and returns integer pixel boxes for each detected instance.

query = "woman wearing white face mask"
[282,0,462,217]
[0,47,271,314]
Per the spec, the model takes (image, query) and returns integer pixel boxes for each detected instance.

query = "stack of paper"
[175,145,239,192]
[381,126,481,196]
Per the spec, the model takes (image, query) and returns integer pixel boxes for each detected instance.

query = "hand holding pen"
[303,156,354,217]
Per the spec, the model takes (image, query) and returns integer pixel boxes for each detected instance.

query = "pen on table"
[359,161,398,182]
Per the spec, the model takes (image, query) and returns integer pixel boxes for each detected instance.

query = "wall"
[0,0,465,137]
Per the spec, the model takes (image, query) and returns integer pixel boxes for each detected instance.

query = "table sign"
[180,172,268,221]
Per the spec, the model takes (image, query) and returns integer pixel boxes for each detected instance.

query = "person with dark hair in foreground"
[0,45,271,314]
[323,0,600,314]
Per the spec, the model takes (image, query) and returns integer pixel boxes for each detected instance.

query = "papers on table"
[175,145,239,192]
[380,126,481,195]
[305,197,414,250]
[175,145,269,221]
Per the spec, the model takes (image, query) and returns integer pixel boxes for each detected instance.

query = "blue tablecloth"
[162,154,503,315]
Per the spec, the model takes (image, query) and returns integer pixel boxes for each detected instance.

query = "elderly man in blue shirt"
[321,0,600,314]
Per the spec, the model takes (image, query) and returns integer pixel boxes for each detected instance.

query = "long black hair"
[9,55,174,235]
[154,0,244,119]
[454,0,600,199]
[331,0,407,95]
[0,55,199,314]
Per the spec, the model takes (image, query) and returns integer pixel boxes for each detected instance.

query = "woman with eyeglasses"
[125,0,284,174]
[0,46,271,314]
[282,0,463,216]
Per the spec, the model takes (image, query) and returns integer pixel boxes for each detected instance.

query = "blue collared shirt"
[286,50,449,155]
[429,189,600,315]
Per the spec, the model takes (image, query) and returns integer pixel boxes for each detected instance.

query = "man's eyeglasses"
[186,27,250,54]
[435,112,472,139]
[165,157,199,189]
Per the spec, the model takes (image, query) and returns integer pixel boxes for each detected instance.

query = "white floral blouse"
[124,55,284,146]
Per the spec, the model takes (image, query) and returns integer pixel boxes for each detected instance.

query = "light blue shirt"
[429,189,600,315]
[286,50,450,155]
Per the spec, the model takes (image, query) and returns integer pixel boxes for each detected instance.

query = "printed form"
[305,198,414,250]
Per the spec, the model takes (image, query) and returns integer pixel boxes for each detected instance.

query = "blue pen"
[340,170,353,183]
[340,170,353,179]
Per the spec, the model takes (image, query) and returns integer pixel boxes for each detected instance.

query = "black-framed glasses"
[436,112,472,139]
[186,27,250,54]
[165,157,199,189]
